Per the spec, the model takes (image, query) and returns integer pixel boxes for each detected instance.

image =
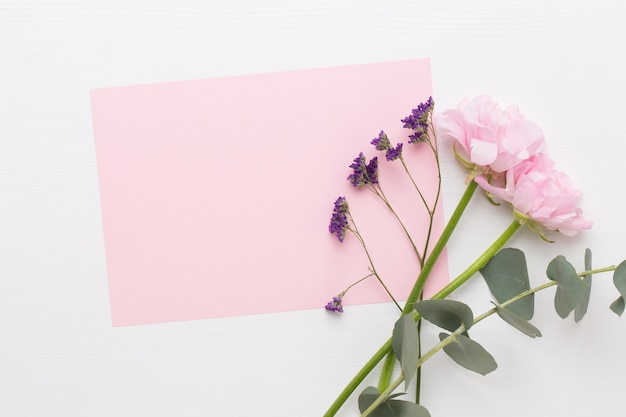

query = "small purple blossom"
[325,296,344,313]
[385,143,403,161]
[347,152,379,187]
[329,196,349,242]
[371,131,403,161]
[401,96,434,144]
[371,131,390,151]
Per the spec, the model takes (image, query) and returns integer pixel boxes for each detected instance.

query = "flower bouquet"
[322,95,625,417]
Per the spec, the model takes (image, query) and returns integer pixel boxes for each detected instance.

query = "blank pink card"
[91,59,449,326]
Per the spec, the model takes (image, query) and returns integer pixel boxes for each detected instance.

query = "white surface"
[1,1,626,416]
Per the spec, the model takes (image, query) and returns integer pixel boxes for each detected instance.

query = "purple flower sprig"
[326,195,401,311]
[371,131,403,162]
[329,196,350,243]
[401,96,435,144]
[324,273,375,314]
[347,152,379,187]
[324,296,344,313]
[326,98,444,315]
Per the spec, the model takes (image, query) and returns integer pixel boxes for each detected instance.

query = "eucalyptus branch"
[359,264,618,417]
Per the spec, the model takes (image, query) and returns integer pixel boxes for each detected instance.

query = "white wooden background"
[2,1,626,416]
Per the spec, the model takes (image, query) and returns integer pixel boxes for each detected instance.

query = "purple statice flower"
[329,196,349,242]
[347,152,378,187]
[401,96,434,144]
[325,296,344,313]
[371,130,390,151]
[371,131,403,161]
[385,143,403,161]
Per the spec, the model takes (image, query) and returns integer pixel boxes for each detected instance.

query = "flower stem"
[371,183,424,265]
[430,220,522,300]
[323,181,478,417]
[378,179,473,399]
[377,350,396,393]
[322,339,392,417]
[349,213,402,311]
[402,180,479,314]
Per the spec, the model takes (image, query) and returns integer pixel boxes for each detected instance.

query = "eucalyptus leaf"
[613,261,626,298]
[492,302,542,338]
[438,332,497,375]
[392,314,420,390]
[610,296,625,316]
[546,255,586,319]
[479,248,534,320]
[358,386,430,417]
[574,248,593,322]
[413,299,473,333]
[610,261,626,316]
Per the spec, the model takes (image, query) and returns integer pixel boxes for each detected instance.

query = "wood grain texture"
[1,1,625,416]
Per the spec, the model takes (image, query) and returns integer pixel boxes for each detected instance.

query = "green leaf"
[479,248,534,320]
[610,296,625,316]
[574,248,593,322]
[392,314,420,390]
[438,332,497,375]
[610,261,626,317]
[492,302,542,338]
[546,255,587,319]
[613,261,626,298]
[413,299,473,333]
[358,386,430,417]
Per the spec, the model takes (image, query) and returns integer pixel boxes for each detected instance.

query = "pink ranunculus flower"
[475,153,592,236]
[436,95,546,174]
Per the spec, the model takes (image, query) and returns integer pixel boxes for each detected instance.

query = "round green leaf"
[414,299,473,332]
[438,332,497,375]
[547,255,586,319]
[613,260,626,298]
[480,248,534,320]
[492,302,542,338]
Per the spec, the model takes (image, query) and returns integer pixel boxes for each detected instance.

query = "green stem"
[376,177,472,402]
[415,317,422,403]
[377,351,396,393]
[323,181,478,417]
[430,220,522,300]
[402,180,479,314]
[322,340,392,417]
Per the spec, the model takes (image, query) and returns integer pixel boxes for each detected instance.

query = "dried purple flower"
[385,143,403,161]
[347,152,379,187]
[371,131,403,161]
[371,131,390,151]
[401,96,434,144]
[329,196,350,242]
[325,296,344,313]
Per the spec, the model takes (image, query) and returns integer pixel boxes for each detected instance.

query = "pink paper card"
[91,59,449,326]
